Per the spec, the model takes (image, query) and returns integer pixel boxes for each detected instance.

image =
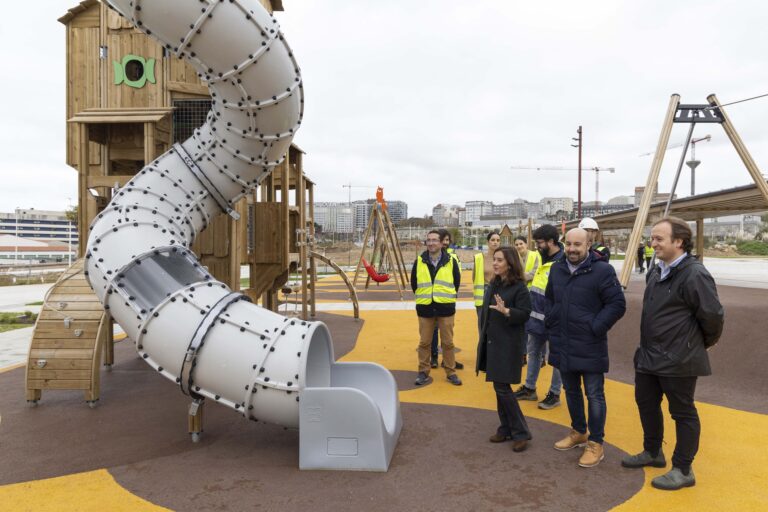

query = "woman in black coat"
[476,247,533,452]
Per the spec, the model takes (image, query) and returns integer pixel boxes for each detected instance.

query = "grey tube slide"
[85,0,401,471]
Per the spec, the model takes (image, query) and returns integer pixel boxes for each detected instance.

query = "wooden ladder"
[25,259,111,407]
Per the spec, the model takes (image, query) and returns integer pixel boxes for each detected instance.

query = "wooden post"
[77,123,90,258]
[375,207,403,297]
[308,183,317,317]
[281,157,290,269]
[619,94,679,288]
[188,399,205,442]
[696,216,705,262]
[353,203,377,286]
[527,218,534,250]
[708,94,768,205]
[143,122,156,164]
[297,155,308,320]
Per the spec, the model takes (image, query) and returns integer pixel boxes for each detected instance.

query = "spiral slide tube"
[86,0,402,471]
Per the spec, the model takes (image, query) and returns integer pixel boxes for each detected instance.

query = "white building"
[540,197,574,216]
[0,209,78,246]
[465,201,494,223]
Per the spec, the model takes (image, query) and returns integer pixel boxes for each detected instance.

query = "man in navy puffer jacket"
[545,228,626,468]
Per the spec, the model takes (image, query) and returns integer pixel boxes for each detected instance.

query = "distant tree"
[65,205,78,223]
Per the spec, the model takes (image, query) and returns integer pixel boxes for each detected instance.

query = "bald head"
[565,228,590,265]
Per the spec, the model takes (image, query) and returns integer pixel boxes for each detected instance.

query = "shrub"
[736,240,768,256]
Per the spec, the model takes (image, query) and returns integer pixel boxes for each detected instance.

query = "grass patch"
[736,240,768,256]
[25,301,44,306]
[0,311,37,324]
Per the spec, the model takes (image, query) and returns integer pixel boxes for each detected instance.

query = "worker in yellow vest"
[473,231,502,331]
[432,229,464,369]
[644,240,655,271]
[412,230,462,386]
[514,235,541,287]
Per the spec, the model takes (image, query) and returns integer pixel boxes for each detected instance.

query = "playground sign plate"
[674,104,724,123]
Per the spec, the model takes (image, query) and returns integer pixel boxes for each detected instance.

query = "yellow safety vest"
[473,253,485,306]
[415,256,458,305]
[522,250,541,288]
[644,246,654,258]
[529,256,555,322]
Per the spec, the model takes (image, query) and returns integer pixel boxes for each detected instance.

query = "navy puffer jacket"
[544,253,626,373]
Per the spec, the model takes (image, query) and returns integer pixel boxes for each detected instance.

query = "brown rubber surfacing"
[607,282,768,414]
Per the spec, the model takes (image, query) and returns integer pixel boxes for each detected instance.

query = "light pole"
[14,207,20,265]
[571,126,583,218]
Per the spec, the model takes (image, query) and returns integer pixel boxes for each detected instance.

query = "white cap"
[578,217,599,230]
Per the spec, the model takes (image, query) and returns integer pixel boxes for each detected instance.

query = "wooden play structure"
[25,0,359,407]
[353,188,409,297]
[25,259,111,406]
[621,93,768,287]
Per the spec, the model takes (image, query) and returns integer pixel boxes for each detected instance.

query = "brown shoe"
[554,429,588,451]
[578,441,605,468]
[512,439,529,453]
[489,433,511,443]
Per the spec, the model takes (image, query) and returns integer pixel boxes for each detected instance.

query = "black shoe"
[514,385,538,401]
[447,374,462,386]
[538,392,561,410]
[414,372,432,386]
[621,450,666,469]
[430,355,438,368]
[440,360,464,370]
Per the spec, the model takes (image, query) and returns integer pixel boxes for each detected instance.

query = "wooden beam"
[308,183,317,317]
[696,217,705,262]
[87,175,132,188]
[619,94,679,288]
[167,81,210,97]
[78,123,90,258]
[144,122,156,164]
[708,94,768,206]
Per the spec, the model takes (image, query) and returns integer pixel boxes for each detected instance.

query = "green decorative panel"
[113,54,156,89]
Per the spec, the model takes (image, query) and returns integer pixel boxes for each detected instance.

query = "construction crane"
[509,165,615,215]
[638,134,711,157]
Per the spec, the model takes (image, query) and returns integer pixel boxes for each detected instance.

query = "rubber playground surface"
[0,273,766,511]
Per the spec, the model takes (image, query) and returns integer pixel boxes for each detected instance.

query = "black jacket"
[475,279,531,383]
[545,252,626,373]
[410,249,461,317]
[635,254,724,377]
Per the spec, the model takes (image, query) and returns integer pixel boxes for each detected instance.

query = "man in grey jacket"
[622,217,724,490]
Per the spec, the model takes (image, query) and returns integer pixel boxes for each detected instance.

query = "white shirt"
[657,252,687,281]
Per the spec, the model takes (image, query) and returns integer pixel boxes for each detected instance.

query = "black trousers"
[493,382,531,441]
[635,372,700,470]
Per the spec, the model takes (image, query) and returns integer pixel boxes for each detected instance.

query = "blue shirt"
[657,252,687,281]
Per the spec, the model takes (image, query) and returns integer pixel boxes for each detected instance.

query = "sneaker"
[430,355,438,368]
[578,441,605,468]
[621,450,666,469]
[554,429,588,451]
[489,433,511,443]
[447,374,462,386]
[414,372,432,386]
[514,385,538,401]
[651,467,696,490]
[538,392,561,410]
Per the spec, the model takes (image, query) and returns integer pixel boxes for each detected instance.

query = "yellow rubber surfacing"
[1,309,766,510]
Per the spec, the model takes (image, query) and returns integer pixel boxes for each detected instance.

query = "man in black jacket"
[622,217,724,491]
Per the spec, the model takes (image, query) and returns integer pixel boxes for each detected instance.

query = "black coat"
[475,279,532,384]
[545,253,626,374]
[635,254,724,377]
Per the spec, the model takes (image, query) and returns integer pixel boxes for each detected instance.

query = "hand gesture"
[489,294,509,316]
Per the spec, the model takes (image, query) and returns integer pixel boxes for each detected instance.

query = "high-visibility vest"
[522,250,541,288]
[473,253,485,306]
[529,256,555,322]
[415,256,458,305]
[644,246,654,258]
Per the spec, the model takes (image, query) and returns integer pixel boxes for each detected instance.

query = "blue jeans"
[523,333,562,394]
[560,371,606,444]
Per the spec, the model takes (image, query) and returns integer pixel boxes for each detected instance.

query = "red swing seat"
[361,258,390,283]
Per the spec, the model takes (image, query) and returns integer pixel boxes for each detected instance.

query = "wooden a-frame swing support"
[620,93,768,288]
[352,199,409,297]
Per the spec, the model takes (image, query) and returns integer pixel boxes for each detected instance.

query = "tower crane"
[509,165,616,215]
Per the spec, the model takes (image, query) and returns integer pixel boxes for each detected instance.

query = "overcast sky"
[2,0,767,217]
